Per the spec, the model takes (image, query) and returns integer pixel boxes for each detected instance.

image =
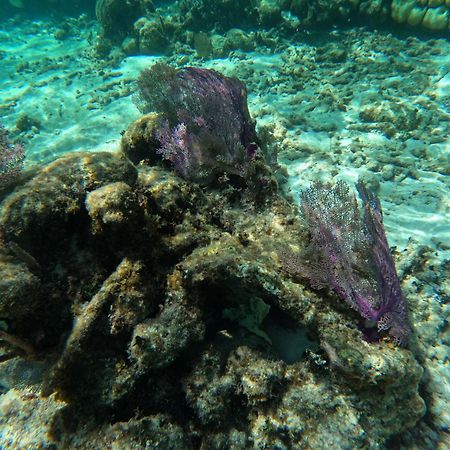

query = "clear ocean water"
[0,1,448,449]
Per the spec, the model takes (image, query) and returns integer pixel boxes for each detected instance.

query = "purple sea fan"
[0,124,25,189]
[356,182,409,345]
[155,121,191,178]
[283,180,409,346]
[135,63,259,181]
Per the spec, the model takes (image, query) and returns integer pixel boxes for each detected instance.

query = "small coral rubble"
[0,124,24,194]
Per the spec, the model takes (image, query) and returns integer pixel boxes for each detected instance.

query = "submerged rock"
[0,138,425,447]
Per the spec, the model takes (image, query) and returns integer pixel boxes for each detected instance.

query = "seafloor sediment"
[0,4,449,450]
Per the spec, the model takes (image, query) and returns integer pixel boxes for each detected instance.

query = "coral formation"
[95,0,145,43]
[392,0,450,30]
[0,67,427,445]
[289,0,389,25]
[0,0,447,443]
[0,147,426,447]
[94,0,180,56]
[92,0,448,58]
[290,0,450,30]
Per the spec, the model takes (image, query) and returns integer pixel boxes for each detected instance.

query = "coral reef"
[0,104,426,447]
[94,0,180,56]
[179,0,259,31]
[290,0,450,30]
[93,0,449,59]
[289,0,389,25]
[95,0,146,43]
[0,0,447,442]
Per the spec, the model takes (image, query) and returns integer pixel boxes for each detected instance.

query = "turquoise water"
[0,1,448,449]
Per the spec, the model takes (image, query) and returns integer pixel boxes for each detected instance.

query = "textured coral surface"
[0,136,426,448]
[392,0,450,30]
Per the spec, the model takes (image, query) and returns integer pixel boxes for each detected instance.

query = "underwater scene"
[0,1,449,449]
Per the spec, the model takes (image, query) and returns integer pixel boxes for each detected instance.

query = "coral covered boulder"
[95,0,145,42]
[0,140,425,448]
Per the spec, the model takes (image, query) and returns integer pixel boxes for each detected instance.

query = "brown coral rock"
[0,144,426,449]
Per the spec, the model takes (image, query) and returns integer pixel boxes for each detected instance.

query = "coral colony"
[0,63,428,448]
[287,180,409,345]
[135,64,259,182]
[138,64,409,345]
